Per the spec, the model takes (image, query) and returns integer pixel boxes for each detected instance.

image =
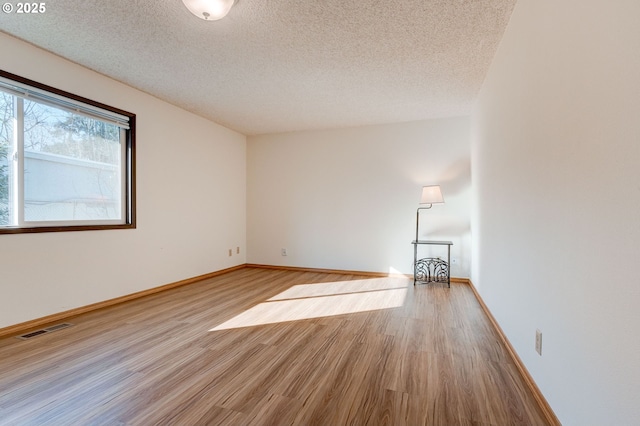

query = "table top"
[411,240,453,245]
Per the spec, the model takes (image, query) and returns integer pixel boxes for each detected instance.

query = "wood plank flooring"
[0,267,550,425]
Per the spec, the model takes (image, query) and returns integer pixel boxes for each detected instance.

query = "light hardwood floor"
[0,267,550,425]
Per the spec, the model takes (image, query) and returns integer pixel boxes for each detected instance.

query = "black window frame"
[0,69,136,234]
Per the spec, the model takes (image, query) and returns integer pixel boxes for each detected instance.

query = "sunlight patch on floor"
[210,278,409,331]
[268,278,409,301]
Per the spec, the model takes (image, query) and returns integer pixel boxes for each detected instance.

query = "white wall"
[247,118,471,277]
[471,0,640,424]
[0,33,247,329]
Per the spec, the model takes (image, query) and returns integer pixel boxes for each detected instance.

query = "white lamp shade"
[182,0,235,20]
[420,185,444,205]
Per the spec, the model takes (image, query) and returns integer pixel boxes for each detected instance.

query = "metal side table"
[411,240,453,287]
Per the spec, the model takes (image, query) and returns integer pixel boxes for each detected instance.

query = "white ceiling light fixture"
[181,0,236,21]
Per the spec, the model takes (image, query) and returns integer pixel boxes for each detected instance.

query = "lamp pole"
[415,204,433,242]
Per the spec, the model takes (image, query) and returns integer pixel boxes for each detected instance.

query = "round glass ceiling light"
[182,0,236,21]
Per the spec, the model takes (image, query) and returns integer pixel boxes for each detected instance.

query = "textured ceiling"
[1,0,516,135]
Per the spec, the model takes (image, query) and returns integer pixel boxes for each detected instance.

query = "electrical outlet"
[281,248,287,256]
[535,329,542,355]
[236,247,240,254]
[228,249,232,257]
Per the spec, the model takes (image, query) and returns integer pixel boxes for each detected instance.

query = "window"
[0,70,135,234]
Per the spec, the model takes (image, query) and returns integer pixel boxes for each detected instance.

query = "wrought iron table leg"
[447,244,451,288]
[413,241,417,285]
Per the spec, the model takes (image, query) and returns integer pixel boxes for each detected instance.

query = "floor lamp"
[415,185,444,242]
[413,185,450,286]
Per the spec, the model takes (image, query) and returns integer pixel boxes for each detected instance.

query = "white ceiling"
[1,0,516,135]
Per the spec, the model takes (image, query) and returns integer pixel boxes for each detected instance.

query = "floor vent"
[17,323,74,340]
